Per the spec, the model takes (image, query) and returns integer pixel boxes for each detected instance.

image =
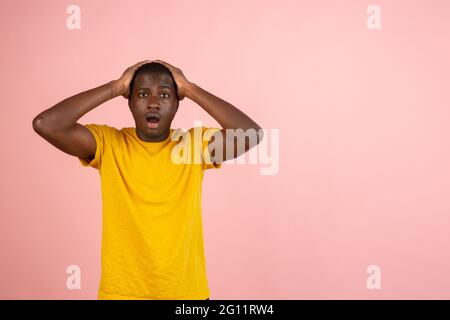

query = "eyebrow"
[138,85,173,90]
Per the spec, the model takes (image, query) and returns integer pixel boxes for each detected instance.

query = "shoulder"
[83,123,120,134]
[81,124,123,145]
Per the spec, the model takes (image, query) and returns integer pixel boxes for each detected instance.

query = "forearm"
[185,82,261,131]
[33,80,121,131]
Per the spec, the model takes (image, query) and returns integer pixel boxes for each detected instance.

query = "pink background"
[1,0,450,299]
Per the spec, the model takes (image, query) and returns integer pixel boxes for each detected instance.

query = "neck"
[135,127,171,142]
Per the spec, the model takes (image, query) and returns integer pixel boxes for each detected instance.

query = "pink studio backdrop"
[1,0,450,299]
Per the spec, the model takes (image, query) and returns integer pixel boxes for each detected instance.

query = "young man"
[32,60,263,300]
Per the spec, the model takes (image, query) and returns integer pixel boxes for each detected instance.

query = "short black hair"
[128,62,179,101]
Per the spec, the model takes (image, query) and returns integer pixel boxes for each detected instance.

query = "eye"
[138,92,147,98]
[161,92,169,98]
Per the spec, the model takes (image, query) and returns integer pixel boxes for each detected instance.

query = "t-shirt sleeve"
[78,124,110,170]
[201,127,222,171]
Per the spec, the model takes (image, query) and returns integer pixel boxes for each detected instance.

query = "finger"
[153,60,172,69]
[153,59,166,66]
[138,59,151,65]
[132,60,151,70]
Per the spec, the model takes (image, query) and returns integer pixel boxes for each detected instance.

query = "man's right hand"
[115,60,152,99]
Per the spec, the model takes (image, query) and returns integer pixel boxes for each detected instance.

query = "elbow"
[245,125,264,152]
[32,116,43,133]
[255,124,264,145]
[32,115,50,135]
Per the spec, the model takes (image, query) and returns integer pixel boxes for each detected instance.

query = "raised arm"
[32,60,150,161]
[153,60,263,164]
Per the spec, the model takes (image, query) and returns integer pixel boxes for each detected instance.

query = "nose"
[146,102,160,112]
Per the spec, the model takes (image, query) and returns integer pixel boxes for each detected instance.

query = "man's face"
[128,72,178,141]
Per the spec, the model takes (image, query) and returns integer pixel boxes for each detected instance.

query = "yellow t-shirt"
[78,124,222,300]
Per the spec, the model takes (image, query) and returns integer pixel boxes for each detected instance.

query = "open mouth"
[145,113,161,129]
